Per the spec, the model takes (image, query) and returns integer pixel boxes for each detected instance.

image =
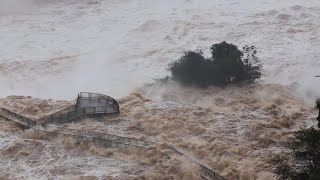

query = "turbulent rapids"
[1,0,320,179]
[0,83,317,179]
[0,92,226,179]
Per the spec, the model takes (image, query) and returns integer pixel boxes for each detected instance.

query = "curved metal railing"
[77,92,120,110]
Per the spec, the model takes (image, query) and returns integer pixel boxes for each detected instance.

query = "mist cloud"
[0,0,36,14]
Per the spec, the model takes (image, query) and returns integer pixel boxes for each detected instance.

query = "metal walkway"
[0,92,120,127]
[0,92,226,180]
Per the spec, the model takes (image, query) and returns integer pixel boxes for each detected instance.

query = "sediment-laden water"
[1,0,320,179]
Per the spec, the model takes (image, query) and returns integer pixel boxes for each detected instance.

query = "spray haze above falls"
[0,0,319,100]
[0,0,320,179]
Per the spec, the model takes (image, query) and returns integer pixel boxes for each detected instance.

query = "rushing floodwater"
[0,0,320,179]
[0,0,319,100]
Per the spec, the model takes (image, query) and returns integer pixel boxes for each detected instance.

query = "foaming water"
[1,0,320,179]
[0,0,320,99]
[0,95,73,119]
[0,81,318,179]
[0,129,136,179]
[0,95,201,179]
[116,82,316,179]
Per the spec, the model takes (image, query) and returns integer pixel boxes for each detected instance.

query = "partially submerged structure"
[0,92,120,127]
[0,92,226,180]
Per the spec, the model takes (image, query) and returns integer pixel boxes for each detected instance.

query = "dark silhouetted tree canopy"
[316,99,320,128]
[273,127,320,180]
[168,41,261,87]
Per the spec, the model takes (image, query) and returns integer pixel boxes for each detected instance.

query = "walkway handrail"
[0,108,36,126]
[166,145,226,180]
[42,125,156,147]
[40,125,225,179]
[35,129,148,149]
[0,92,225,180]
[78,92,120,110]
[38,105,119,126]
[36,105,77,125]
[0,92,120,127]
[48,126,156,146]
[0,104,119,127]
[0,107,226,179]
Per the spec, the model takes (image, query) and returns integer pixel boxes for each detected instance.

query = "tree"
[168,42,261,87]
[273,128,320,179]
[316,99,320,128]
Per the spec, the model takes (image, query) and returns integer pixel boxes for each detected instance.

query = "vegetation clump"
[316,98,320,128]
[273,99,320,179]
[168,41,261,87]
[273,127,320,179]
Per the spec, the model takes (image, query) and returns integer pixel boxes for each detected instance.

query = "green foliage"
[315,99,320,110]
[168,42,261,87]
[316,98,320,128]
[273,128,320,179]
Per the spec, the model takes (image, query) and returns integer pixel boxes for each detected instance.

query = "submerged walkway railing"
[166,145,226,180]
[0,92,225,180]
[35,126,150,149]
[40,125,155,147]
[0,108,36,127]
[0,92,120,127]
